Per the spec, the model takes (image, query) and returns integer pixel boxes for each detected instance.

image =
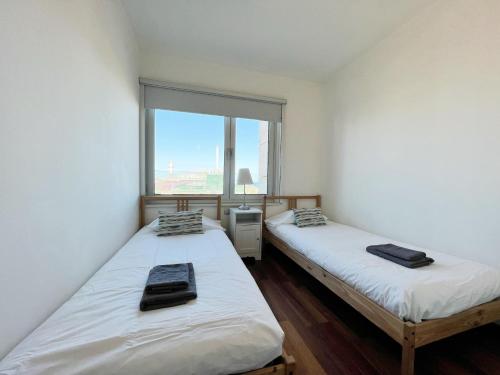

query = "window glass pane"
[234,118,269,195]
[154,110,225,194]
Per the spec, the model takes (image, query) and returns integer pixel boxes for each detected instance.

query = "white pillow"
[202,216,225,231]
[147,216,224,231]
[265,209,328,228]
[265,210,295,228]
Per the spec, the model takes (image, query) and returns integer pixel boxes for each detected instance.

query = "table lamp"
[237,168,253,210]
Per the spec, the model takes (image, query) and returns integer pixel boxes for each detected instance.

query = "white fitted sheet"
[268,221,500,323]
[0,228,283,375]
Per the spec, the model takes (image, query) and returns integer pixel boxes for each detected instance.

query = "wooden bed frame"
[262,195,500,375]
[140,195,296,375]
[140,194,222,227]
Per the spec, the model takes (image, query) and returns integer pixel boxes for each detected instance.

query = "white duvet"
[0,228,283,375]
[268,221,500,323]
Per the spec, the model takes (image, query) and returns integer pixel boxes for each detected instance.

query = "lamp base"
[238,205,251,210]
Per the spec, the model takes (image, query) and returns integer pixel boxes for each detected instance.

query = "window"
[146,109,280,201]
[233,118,269,195]
[141,80,284,201]
[153,110,225,195]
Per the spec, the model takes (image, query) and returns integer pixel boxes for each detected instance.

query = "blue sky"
[155,110,263,181]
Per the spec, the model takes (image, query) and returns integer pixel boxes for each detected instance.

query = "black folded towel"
[366,244,427,261]
[145,263,191,294]
[140,263,197,311]
[367,247,434,268]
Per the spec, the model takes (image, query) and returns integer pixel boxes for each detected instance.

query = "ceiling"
[122,0,435,82]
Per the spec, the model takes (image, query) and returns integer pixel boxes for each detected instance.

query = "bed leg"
[283,350,296,375]
[401,324,416,375]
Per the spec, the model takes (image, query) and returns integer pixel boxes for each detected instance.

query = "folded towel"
[366,244,426,261]
[140,263,197,311]
[367,247,434,268]
[145,263,191,294]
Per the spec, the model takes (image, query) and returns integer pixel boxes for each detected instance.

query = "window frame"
[144,108,281,202]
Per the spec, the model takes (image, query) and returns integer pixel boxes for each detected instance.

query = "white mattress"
[0,228,284,375]
[268,221,500,323]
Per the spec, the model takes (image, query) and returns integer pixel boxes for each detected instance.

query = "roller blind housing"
[141,79,285,122]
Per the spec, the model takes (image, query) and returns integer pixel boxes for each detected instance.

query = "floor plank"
[281,320,328,375]
[245,246,500,375]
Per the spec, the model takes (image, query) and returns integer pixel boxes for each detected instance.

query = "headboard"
[140,195,222,227]
[262,195,321,220]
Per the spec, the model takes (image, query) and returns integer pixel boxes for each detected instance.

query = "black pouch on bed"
[140,263,197,311]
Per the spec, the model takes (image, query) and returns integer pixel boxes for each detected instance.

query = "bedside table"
[228,208,262,260]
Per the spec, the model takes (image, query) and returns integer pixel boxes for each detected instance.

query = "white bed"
[267,220,500,323]
[0,226,284,375]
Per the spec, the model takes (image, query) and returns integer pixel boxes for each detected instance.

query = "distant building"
[215,145,220,172]
[258,121,268,192]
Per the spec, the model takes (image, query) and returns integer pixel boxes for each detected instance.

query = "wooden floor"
[246,245,500,375]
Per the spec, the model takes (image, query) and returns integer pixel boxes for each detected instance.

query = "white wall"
[140,52,325,197]
[323,0,500,268]
[0,1,139,358]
